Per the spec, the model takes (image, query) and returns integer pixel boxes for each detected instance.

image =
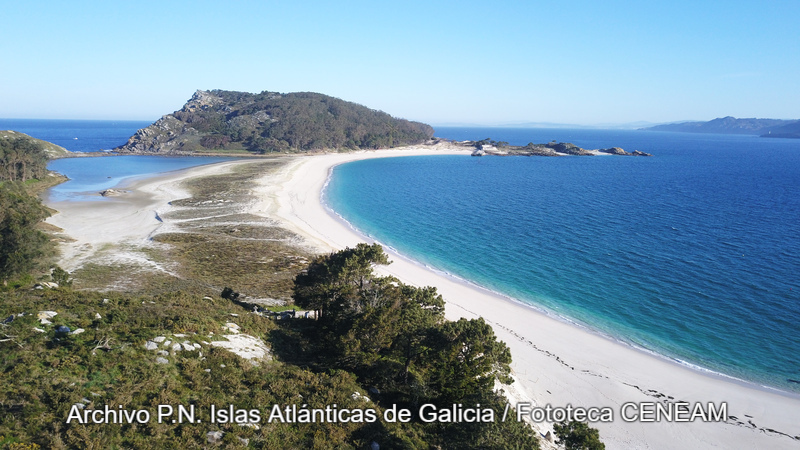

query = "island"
[457,138,652,157]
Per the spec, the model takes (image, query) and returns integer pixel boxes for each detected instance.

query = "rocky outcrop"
[544,142,593,155]
[463,141,652,157]
[99,188,128,197]
[115,114,201,154]
[598,147,652,156]
[599,147,628,155]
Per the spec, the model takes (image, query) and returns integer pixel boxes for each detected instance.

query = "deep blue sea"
[326,127,800,394]
[0,118,152,153]
[0,119,234,201]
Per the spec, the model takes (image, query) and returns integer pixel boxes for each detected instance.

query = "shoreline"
[250,145,800,449]
[44,159,256,271]
[41,146,800,448]
[319,187,798,399]
[320,152,800,400]
[327,199,799,400]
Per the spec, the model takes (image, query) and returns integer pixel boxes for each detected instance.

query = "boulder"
[99,189,128,197]
[37,311,58,323]
[206,431,224,444]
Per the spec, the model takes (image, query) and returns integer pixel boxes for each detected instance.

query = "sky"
[2,0,799,126]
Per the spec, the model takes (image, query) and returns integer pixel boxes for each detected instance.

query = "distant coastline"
[640,116,800,138]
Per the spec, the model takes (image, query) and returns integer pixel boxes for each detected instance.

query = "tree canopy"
[554,420,606,450]
[290,243,540,447]
[0,135,49,182]
[0,182,51,282]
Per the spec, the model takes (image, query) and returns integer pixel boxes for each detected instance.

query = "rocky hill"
[115,90,435,155]
[641,116,800,137]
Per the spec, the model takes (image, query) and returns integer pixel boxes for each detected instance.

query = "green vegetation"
[0,182,52,283]
[0,134,65,284]
[0,245,541,448]
[0,152,592,448]
[289,243,538,448]
[0,289,381,448]
[116,90,435,155]
[553,420,605,449]
[0,134,50,183]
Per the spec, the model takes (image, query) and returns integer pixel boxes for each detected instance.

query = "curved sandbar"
[250,145,800,449]
[45,160,256,272]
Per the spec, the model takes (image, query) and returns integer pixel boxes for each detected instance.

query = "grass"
[68,158,313,301]
[0,288,380,449]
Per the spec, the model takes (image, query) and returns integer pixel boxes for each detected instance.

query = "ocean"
[8,119,800,394]
[325,127,800,394]
[0,118,152,153]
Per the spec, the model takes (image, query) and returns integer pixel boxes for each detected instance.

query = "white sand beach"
[249,146,800,449]
[44,148,800,449]
[45,160,254,272]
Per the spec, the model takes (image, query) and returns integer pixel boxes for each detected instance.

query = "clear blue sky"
[2,0,798,125]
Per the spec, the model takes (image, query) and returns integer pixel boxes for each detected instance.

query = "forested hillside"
[1,132,52,182]
[115,90,435,155]
[0,133,62,283]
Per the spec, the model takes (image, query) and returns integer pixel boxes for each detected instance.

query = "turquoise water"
[325,128,800,393]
